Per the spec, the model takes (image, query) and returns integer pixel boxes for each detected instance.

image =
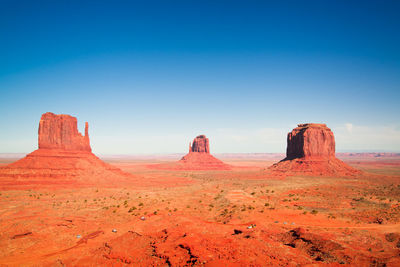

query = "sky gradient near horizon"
[1,0,400,154]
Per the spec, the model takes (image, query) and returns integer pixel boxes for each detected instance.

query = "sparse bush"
[311,209,318,215]
[128,207,137,212]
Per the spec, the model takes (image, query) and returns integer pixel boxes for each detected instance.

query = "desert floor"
[0,154,399,266]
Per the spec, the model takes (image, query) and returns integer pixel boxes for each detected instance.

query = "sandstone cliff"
[189,135,210,154]
[0,112,130,186]
[38,112,91,152]
[269,123,360,176]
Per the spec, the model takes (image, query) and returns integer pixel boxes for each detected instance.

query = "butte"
[268,123,360,176]
[150,135,230,170]
[0,112,130,187]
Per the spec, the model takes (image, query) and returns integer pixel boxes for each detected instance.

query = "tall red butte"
[269,123,360,176]
[177,135,230,170]
[0,112,129,187]
[150,135,230,170]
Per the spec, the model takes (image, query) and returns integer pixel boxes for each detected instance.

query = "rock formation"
[189,135,210,153]
[286,124,335,160]
[150,135,230,170]
[38,112,91,151]
[176,135,230,170]
[269,123,360,176]
[0,112,130,186]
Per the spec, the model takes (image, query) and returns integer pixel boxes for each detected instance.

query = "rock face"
[38,112,91,152]
[150,135,230,170]
[178,135,230,170]
[189,135,210,153]
[286,124,335,160]
[0,112,130,187]
[269,123,360,176]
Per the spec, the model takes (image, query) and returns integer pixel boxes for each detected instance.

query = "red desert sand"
[0,117,400,266]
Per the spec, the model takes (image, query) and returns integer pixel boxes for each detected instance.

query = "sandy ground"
[0,154,400,266]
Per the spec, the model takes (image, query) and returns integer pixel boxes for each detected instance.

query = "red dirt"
[0,154,399,266]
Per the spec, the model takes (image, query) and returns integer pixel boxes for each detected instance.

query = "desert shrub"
[311,209,318,215]
[128,207,137,212]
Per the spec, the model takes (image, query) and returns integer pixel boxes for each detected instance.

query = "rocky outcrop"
[0,112,130,186]
[286,124,335,160]
[269,123,360,176]
[189,135,210,153]
[150,135,230,170]
[38,112,91,152]
[179,135,229,170]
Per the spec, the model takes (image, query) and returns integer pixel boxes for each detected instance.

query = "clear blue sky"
[1,0,399,154]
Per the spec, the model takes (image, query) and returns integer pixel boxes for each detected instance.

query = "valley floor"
[0,154,400,266]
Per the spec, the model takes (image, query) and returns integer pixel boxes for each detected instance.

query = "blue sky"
[1,0,399,154]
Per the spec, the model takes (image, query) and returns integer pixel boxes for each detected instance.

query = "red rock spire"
[38,112,91,152]
[190,135,210,153]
